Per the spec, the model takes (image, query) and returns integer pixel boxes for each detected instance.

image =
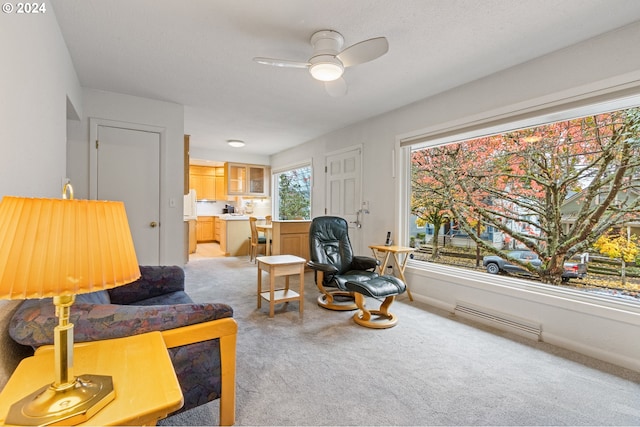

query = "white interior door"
[95,125,161,265]
[325,146,362,249]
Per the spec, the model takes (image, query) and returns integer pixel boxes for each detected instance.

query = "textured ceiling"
[51,0,640,157]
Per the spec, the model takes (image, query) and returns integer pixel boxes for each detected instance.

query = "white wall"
[0,0,82,387]
[406,264,640,372]
[0,2,81,198]
[66,89,185,265]
[271,22,640,371]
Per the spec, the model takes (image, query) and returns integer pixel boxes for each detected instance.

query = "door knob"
[150,221,158,228]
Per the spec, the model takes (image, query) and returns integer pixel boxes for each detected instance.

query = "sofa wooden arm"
[162,317,238,426]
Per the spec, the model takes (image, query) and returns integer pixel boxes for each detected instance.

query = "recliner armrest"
[352,256,379,271]
[306,261,339,274]
[108,265,185,304]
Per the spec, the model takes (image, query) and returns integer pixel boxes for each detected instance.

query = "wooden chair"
[249,217,267,262]
[265,215,272,225]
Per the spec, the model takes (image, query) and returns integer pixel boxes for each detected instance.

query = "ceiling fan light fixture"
[227,139,245,148]
[309,55,344,82]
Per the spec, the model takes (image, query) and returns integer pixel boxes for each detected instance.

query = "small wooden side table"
[369,244,415,301]
[257,255,305,317]
[0,331,183,426]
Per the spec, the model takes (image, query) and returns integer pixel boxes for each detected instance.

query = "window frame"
[398,92,640,305]
[271,160,313,221]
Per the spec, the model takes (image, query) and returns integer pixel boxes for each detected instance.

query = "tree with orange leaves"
[412,106,640,284]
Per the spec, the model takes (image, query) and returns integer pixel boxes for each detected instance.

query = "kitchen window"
[273,163,312,220]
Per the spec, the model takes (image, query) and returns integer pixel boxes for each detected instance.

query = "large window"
[407,101,640,302]
[273,164,312,220]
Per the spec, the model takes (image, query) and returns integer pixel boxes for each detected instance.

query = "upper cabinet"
[225,163,270,197]
[190,165,226,200]
[226,163,246,195]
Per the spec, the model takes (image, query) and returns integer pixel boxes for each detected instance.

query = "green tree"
[278,168,311,220]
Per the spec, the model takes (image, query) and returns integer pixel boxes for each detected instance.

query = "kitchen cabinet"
[271,220,311,261]
[190,166,226,200]
[225,163,246,195]
[215,175,225,200]
[190,166,216,200]
[196,216,215,242]
[188,219,197,253]
[214,216,221,242]
[225,163,269,196]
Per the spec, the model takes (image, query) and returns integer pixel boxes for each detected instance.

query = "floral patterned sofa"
[8,265,237,426]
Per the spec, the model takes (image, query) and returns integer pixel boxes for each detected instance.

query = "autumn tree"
[411,106,640,285]
[411,146,459,258]
[594,229,639,286]
[411,194,449,258]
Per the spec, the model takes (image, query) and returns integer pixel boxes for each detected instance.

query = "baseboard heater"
[454,302,542,341]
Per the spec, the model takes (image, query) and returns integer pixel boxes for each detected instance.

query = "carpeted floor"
[160,256,640,426]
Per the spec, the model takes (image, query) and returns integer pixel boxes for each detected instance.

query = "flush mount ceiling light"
[309,55,344,82]
[227,140,245,148]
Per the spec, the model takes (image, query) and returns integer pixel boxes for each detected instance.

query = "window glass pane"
[275,165,311,220]
[409,105,640,303]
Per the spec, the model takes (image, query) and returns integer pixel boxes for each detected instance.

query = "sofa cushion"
[108,265,185,305]
[134,290,193,306]
[75,290,111,304]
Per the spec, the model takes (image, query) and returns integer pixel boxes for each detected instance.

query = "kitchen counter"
[271,220,311,261]
[218,217,250,256]
[218,214,266,220]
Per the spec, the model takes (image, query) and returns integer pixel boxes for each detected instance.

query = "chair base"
[317,292,357,311]
[352,293,400,328]
[352,309,399,329]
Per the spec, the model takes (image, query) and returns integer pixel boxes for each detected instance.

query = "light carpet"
[160,256,640,426]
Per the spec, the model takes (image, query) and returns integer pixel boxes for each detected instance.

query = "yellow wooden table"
[369,244,415,301]
[257,255,305,317]
[0,331,183,426]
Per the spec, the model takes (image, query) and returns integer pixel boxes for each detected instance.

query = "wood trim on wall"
[184,134,190,195]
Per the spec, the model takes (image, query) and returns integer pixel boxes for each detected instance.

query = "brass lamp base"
[6,374,115,426]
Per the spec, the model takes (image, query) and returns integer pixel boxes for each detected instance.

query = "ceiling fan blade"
[325,77,347,97]
[253,57,310,69]
[336,37,389,67]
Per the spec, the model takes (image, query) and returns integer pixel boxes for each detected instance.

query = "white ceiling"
[51,0,640,157]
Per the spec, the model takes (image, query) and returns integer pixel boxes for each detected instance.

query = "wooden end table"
[369,244,415,301]
[257,255,305,317]
[0,331,183,426]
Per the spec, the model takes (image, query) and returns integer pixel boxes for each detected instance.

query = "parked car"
[482,250,587,282]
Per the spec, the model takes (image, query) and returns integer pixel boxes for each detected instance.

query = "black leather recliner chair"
[308,216,407,328]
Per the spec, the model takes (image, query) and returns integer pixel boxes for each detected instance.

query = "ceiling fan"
[253,30,389,97]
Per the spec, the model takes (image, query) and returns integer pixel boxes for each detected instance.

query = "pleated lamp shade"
[0,196,140,300]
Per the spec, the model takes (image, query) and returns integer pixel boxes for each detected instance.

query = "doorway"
[190,242,225,260]
[325,145,363,251]
[90,119,162,265]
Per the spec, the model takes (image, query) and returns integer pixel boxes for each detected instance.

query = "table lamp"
[0,184,140,426]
